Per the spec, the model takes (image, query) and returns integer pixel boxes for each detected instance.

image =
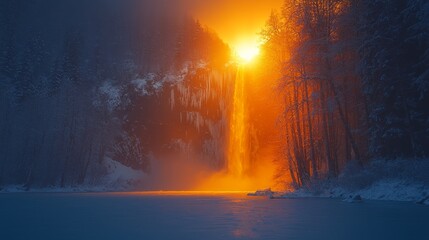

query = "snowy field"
[278,159,429,205]
[0,192,428,240]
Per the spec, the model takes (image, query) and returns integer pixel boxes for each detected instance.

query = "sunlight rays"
[234,43,260,63]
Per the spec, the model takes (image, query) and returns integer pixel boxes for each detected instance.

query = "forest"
[260,0,429,190]
[0,0,428,195]
[0,0,232,189]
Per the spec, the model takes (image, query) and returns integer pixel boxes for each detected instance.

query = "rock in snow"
[248,188,274,197]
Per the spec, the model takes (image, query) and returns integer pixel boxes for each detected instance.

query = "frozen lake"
[0,192,428,240]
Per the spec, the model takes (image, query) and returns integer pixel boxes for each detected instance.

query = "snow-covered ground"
[278,159,429,205]
[279,180,429,205]
[0,158,146,193]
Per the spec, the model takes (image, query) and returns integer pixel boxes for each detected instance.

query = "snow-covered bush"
[112,134,150,172]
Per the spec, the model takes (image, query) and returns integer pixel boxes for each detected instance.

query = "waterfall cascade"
[227,66,248,176]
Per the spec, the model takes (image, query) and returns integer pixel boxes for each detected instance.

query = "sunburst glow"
[235,44,260,63]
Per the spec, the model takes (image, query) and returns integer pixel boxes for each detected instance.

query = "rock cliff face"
[122,63,235,174]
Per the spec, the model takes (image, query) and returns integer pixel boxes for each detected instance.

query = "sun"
[235,43,260,63]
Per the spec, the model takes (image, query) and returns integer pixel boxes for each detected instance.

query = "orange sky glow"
[184,0,284,48]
